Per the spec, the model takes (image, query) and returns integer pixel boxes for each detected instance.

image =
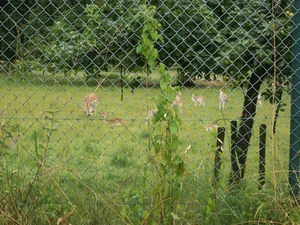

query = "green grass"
[0,74,298,224]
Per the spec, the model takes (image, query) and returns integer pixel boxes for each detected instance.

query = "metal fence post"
[290,0,300,203]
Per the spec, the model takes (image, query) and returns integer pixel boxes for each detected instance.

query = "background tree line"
[1,0,293,85]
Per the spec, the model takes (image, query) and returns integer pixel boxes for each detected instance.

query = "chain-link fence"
[1,1,299,224]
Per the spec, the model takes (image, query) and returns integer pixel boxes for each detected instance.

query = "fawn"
[82,93,98,116]
[218,90,229,110]
[191,94,205,106]
[100,112,130,126]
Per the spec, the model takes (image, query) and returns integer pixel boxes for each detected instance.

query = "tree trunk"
[229,71,265,186]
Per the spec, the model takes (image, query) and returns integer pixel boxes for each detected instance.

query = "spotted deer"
[100,112,130,126]
[191,94,205,106]
[218,90,229,110]
[82,93,98,116]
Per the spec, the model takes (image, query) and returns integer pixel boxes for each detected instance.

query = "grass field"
[0,74,298,224]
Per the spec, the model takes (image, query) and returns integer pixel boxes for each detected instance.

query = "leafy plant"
[135,4,185,223]
[150,63,184,223]
[136,5,163,71]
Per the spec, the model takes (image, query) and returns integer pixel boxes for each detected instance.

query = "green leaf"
[157,63,165,73]
[136,44,142,54]
[205,197,216,216]
[172,155,181,165]
[166,93,175,103]
[160,79,167,90]
[148,60,155,70]
[170,137,179,149]
[153,109,165,123]
[169,121,178,135]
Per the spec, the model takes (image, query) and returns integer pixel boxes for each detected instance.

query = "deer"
[191,94,205,107]
[170,86,183,114]
[146,108,158,124]
[82,93,99,116]
[257,93,263,106]
[218,90,229,110]
[205,123,219,132]
[100,112,130,126]
[172,94,183,114]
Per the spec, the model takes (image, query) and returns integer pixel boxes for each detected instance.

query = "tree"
[209,0,293,185]
[38,1,149,80]
[154,0,221,85]
[0,0,37,61]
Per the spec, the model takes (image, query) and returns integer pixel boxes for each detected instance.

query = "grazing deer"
[218,90,229,110]
[257,93,262,106]
[100,112,130,126]
[146,108,158,124]
[82,93,98,116]
[191,94,205,106]
[172,94,183,114]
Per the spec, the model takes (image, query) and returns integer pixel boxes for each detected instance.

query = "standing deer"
[82,93,98,116]
[100,112,130,126]
[172,94,183,114]
[146,108,158,124]
[218,90,229,110]
[191,94,205,106]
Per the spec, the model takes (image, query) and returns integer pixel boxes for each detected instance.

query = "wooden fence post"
[259,124,267,190]
[213,127,225,188]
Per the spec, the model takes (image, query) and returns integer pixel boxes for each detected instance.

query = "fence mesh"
[0,0,298,224]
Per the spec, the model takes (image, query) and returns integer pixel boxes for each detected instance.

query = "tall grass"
[0,74,298,224]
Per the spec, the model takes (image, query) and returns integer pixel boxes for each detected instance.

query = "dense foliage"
[0,0,293,85]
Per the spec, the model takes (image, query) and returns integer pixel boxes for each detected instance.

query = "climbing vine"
[135,4,184,223]
[136,5,162,71]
